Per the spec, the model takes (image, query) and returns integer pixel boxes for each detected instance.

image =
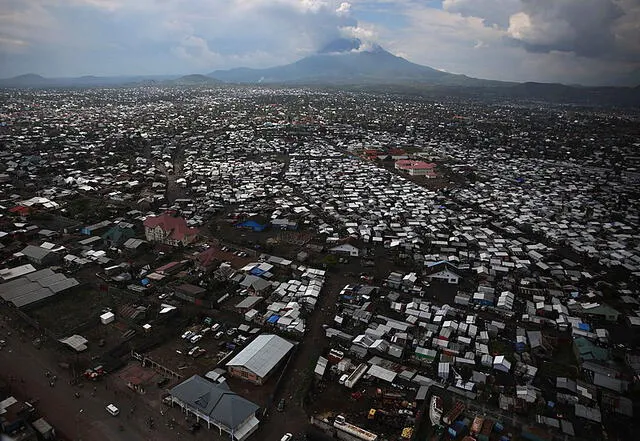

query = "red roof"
[143,213,199,241]
[395,160,436,170]
[9,206,31,215]
[389,148,407,155]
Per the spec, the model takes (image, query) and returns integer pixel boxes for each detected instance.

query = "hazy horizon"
[1,1,639,86]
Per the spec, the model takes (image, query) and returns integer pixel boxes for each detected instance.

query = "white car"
[106,404,119,416]
[280,434,292,441]
[190,334,203,344]
[188,346,200,356]
[181,330,194,339]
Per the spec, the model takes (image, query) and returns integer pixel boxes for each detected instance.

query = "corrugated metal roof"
[169,375,259,428]
[226,334,293,378]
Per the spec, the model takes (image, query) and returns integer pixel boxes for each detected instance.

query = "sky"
[1,0,639,85]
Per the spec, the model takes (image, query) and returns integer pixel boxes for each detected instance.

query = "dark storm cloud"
[508,0,639,61]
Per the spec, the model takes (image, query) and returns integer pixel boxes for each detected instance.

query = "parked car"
[281,433,292,441]
[106,404,119,416]
[215,331,224,339]
[181,331,194,340]
[187,346,200,356]
[189,334,203,344]
[226,328,236,336]
[211,323,221,332]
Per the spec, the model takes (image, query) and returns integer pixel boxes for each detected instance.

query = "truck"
[345,363,368,389]
[375,388,405,406]
[443,401,465,425]
[477,419,494,441]
[471,416,485,434]
[447,418,470,439]
[334,415,378,441]
[83,365,106,381]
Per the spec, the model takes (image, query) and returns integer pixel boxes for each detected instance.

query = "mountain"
[0,74,180,88]
[208,42,505,87]
[0,73,49,87]
[169,74,222,86]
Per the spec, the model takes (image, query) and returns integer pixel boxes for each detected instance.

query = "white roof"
[367,364,397,383]
[226,334,294,378]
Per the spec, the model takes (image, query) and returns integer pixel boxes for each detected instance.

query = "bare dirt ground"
[0,311,222,441]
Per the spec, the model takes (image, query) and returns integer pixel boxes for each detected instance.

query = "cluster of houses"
[1,87,639,441]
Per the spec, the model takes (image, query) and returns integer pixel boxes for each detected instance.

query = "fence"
[131,350,183,379]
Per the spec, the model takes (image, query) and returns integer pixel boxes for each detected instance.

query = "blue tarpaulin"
[267,315,280,324]
[141,278,150,286]
[250,267,266,276]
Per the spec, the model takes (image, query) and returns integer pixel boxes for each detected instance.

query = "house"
[102,226,136,247]
[389,148,408,160]
[239,275,272,294]
[573,337,609,364]
[0,396,37,439]
[425,261,461,284]
[329,244,360,257]
[226,334,294,385]
[394,160,437,177]
[19,245,60,266]
[493,355,512,373]
[168,375,260,441]
[581,304,621,322]
[235,220,267,232]
[0,268,79,308]
[175,283,206,301]
[271,218,298,230]
[80,220,111,236]
[143,213,199,246]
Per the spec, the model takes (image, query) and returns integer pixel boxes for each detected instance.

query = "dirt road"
[0,314,199,441]
[253,274,346,440]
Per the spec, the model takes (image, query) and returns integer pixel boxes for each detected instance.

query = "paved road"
[0,314,195,441]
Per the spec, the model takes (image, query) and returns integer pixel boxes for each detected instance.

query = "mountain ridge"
[207,45,503,87]
[1,41,638,106]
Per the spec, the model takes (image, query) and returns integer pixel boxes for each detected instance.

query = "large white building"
[226,334,294,385]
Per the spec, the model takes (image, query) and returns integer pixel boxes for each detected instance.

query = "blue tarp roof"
[267,315,280,324]
[236,220,267,231]
[141,278,150,286]
[578,323,591,331]
[250,267,266,276]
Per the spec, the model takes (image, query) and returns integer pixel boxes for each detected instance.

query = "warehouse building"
[0,268,79,308]
[226,334,294,385]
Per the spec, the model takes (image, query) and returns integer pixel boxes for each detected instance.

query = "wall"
[228,366,262,385]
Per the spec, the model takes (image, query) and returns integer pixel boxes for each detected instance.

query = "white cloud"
[0,0,638,83]
[336,2,351,16]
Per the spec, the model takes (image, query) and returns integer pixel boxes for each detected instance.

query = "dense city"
[1,85,639,441]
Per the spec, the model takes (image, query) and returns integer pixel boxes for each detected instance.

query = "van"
[106,404,119,416]
[339,374,348,385]
[211,323,221,332]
